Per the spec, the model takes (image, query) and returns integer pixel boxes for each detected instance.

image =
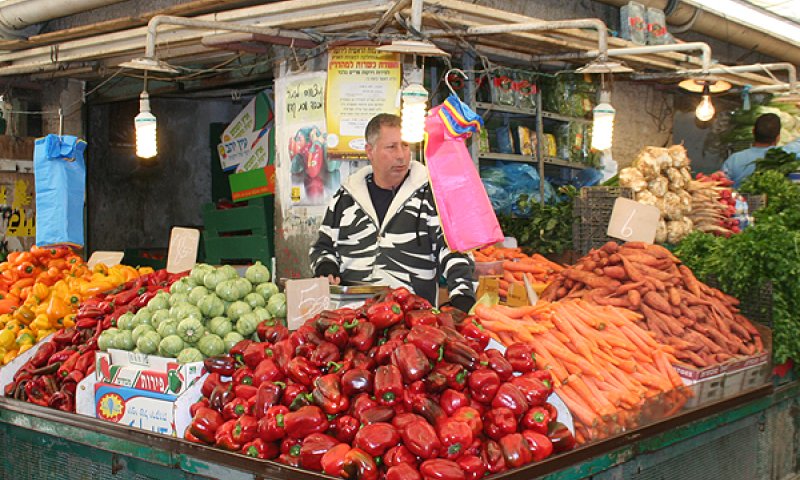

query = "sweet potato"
[619,255,644,282]
[563,269,621,290]
[627,289,641,308]
[678,265,702,297]
[603,265,627,280]
[632,262,674,281]
[642,291,674,316]
[617,250,664,267]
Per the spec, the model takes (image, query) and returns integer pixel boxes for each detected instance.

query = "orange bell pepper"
[45,295,70,322]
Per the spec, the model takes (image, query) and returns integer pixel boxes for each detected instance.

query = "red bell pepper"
[288,391,314,411]
[348,321,377,352]
[48,390,75,412]
[284,405,329,439]
[467,368,500,403]
[443,339,480,371]
[341,368,373,397]
[375,364,403,406]
[451,407,483,438]
[387,324,409,342]
[522,429,554,461]
[502,433,534,469]
[387,463,422,480]
[505,342,536,373]
[271,339,294,372]
[290,324,323,349]
[286,356,321,387]
[252,358,284,387]
[190,398,210,418]
[426,361,467,393]
[392,344,433,382]
[215,420,242,451]
[437,417,473,459]
[344,348,375,370]
[241,437,279,459]
[457,454,486,480]
[188,407,224,444]
[388,286,412,308]
[256,319,289,344]
[31,342,56,368]
[233,384,258,401]
[510,374,551,407]
[354,422,401,457]
[309,340,341,367]
[419,458,466,480]
[299,432,339,471]
[359,406,395,425]
[484,407,518,441]
[252,381,285,419]
[257,405,288,441]
[522,406,550,434]
[404,294,434,312]
[400,419,441,459]
[547,421,576,454]
[281,383,308,409]
[406,325,447,360]
[481,439,507,474]
[440,389,470,416]
[366,300,404,329]
[233,368,255,387]
[202,355,236,377]
[342,448,379,480]
[384,445,418,468]
[492,383,529,417]
[411,396,446,426]
[311,373,349,415]
[332,414,360,444]
[323,323,349,349]
[392,412,426,432]
[351,393,378,420]
[459,317,490,352]
[209,383,235,411]
[222,397,251,420]
[231,415,258,444]
[321,443,350,477]
[485,349,514,381]
[56,351,81,380]
[229,339,254,365]
[201,373,224,399]
[405,309,440,328]
[375,338,404,366]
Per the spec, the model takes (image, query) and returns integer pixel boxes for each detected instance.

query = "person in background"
[309,113,476,312]
[722,113,781,188]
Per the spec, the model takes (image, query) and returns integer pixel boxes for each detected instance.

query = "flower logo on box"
[97,392,126,422]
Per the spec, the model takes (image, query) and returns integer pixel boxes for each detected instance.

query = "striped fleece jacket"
[309,161,475,308]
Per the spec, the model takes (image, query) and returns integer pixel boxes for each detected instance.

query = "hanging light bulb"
[591,90,615,151]
[135,91,157,158]
[401,83,428,143]
[695,85,715,122]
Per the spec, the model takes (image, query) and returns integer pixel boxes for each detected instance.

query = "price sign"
[607,198,660,244]
[475,275,500,301]
[87,251,124,269]
[166,227,200,274]
[286,278,330,330]
[505,282,531,307]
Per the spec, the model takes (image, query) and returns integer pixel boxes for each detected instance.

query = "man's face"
[366,125,410,189]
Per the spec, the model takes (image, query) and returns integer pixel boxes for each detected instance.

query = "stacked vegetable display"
[474,300,688,444]
[0,246,144,364]
[619,145,694,244]
[540,241,763,369]
[98,262,285,363]
[186,287,574,478]
[688,172,740,236]
[3,269,181,411]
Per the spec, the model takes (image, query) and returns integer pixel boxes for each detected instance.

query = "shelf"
[475,102,592,125]
[477,152,588,169]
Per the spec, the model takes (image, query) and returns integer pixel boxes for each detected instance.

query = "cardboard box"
[95,349,205,395]
[93,374,204,437]
[217,90,274,172]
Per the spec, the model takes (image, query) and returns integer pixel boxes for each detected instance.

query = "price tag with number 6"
[607,197,660,244]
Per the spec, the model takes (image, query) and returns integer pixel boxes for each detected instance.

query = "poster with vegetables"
[325,46,401,157]
[276,71,348,208]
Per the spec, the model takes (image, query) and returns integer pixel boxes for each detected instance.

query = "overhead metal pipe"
[632,62,797,93]
[530,41,713,72]
[0,0,126,38]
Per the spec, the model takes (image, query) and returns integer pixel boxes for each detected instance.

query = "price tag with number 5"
[607,197,660,243]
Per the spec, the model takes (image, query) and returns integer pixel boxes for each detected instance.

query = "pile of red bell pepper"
[187,287,574,479]
[3,269,183,411]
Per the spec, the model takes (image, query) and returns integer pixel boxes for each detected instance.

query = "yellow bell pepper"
[15,328,33,346]
[36,329,54,341]
[45,295,70,322]
[137,266,155,275]
[5,320,20,335]
[17,343,33,355]
[32,282,50,303]
[0,329,14,350]
[30,314,51,332]
[3,349,17,364]
[14,305,35,325]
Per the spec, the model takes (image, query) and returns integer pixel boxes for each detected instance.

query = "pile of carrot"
[475,299,690,444]
[474,246,564,298]
[540,241,763,369]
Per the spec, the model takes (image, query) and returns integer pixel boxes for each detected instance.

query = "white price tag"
[286,278,330,330]
[607,197,660,244]
[166,227,200,273]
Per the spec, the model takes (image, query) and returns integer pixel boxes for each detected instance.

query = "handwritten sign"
[286,278,330,330]
[88,251,124,269]
[607,198,660,244]
[166,227,200,274]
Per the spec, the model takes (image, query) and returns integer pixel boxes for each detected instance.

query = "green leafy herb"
[497,186,577,256]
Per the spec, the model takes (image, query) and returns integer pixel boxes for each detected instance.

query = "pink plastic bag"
[424,95,503,252]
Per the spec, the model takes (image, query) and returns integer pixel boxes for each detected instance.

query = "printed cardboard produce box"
[95,349,205,395]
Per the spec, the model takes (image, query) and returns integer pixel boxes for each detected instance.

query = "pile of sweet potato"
[541,241,763,368]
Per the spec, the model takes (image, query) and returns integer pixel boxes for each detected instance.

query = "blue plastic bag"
[34,134,87,247]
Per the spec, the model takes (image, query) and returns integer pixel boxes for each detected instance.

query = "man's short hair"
[365,113,401,146]
[754,113,781,144]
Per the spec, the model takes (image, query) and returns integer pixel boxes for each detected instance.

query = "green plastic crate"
[202,196,274,265]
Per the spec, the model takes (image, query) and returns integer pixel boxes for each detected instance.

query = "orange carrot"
[556,384,598,426]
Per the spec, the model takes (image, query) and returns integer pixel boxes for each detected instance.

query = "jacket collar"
[343,161,428,227]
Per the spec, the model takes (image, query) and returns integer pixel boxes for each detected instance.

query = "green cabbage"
[253,307,273,321]
[170,278,193,295]
[198,293,225,318]
[197,334,225,357]
[137,331,161,355]
[177,347,205,364]
[150,309,172,330]
[168,292,189,307]
[158,335,185,357]
[267,293,287,319]
[219,265,240,280]
[235,278,253,298]
[132,308,153,328]
[255,282,279,301]
[97,330,116,351]
[188,285,210,305]
[245,261,271,284]
[223,331,245,352]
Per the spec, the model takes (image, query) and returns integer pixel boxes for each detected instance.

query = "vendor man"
[722,113,781,188]
[309,113,476,312]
